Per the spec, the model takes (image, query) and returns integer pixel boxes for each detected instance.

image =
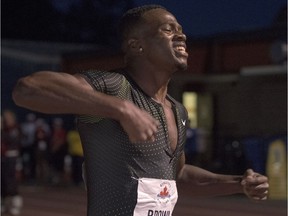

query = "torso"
[162,101,178,152]
[77,70,187,216]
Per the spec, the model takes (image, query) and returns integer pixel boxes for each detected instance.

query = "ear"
[127,38,143,54]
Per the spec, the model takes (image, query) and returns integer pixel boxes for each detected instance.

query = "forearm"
[13,71,160,143]
[177,164,243,197]
[12,71,125,119]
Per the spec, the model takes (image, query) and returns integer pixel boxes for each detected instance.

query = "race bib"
[133,177,178,216]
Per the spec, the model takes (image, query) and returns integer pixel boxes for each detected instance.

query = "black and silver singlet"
[77,69,188,216]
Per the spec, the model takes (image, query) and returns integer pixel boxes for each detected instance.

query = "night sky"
[50,0,287,37]
[133,0,287,37]
[2,0,286,44]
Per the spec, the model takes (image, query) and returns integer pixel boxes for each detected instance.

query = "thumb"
[245,169,255,177]
[241,169,254,185]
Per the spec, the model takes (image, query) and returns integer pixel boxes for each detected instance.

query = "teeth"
[176,46,185,51]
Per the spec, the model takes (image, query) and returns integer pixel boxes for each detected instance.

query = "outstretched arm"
[177,153,269,200]
[13,71,122,115]
[12,71,159,142]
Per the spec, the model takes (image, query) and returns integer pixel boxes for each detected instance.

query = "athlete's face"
[139,9,188,72]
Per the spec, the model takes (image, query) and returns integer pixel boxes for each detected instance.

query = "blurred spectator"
[20,113,37,182]
[67,127,84,186]
[1,110,23,215]
[35,118,51,137]
[49,118,67,184]
[34,122,50,184]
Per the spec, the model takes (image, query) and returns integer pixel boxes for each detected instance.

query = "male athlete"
[13,5,268,216]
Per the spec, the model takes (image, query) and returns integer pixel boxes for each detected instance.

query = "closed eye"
[161,24,183,35]
[163,28,173,33]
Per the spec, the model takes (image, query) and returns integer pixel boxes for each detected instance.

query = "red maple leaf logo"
[159,186,169,197]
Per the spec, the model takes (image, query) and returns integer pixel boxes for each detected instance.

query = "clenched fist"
[241,169,269,201]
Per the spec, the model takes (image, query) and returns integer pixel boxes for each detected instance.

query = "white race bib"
[133,177,178,216]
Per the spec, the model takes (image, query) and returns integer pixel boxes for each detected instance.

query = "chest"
[128,87,184,154]
[146,101,179,155]
[162,105,178,152]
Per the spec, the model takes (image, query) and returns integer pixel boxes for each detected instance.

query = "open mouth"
[174,45,188,57]
[175,46,186,52]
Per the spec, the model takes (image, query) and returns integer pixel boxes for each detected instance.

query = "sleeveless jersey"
[77,69,188,216]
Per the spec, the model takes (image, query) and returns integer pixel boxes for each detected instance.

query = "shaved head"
[119,5,167,49]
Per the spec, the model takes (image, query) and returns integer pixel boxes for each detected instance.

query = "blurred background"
[1,0,287,215]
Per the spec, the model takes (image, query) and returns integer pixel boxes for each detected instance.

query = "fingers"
[242,169,269,201]
[243,172,268,185]
[246,187,268,201]
[138,113,159,142]
[127,116,160,143]
[243,169,265,183]
[119,102,160,143]
[129,124,159,143]
[242,182,269,195]
[244,189,269,201]
[146,127,158,142]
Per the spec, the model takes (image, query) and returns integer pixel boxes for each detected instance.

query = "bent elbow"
[12,77,34,107]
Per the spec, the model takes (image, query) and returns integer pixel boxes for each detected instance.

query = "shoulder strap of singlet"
[168,96,188,125]
[177,104,187,122]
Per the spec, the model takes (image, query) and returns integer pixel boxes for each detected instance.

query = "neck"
[126,65,171,104]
